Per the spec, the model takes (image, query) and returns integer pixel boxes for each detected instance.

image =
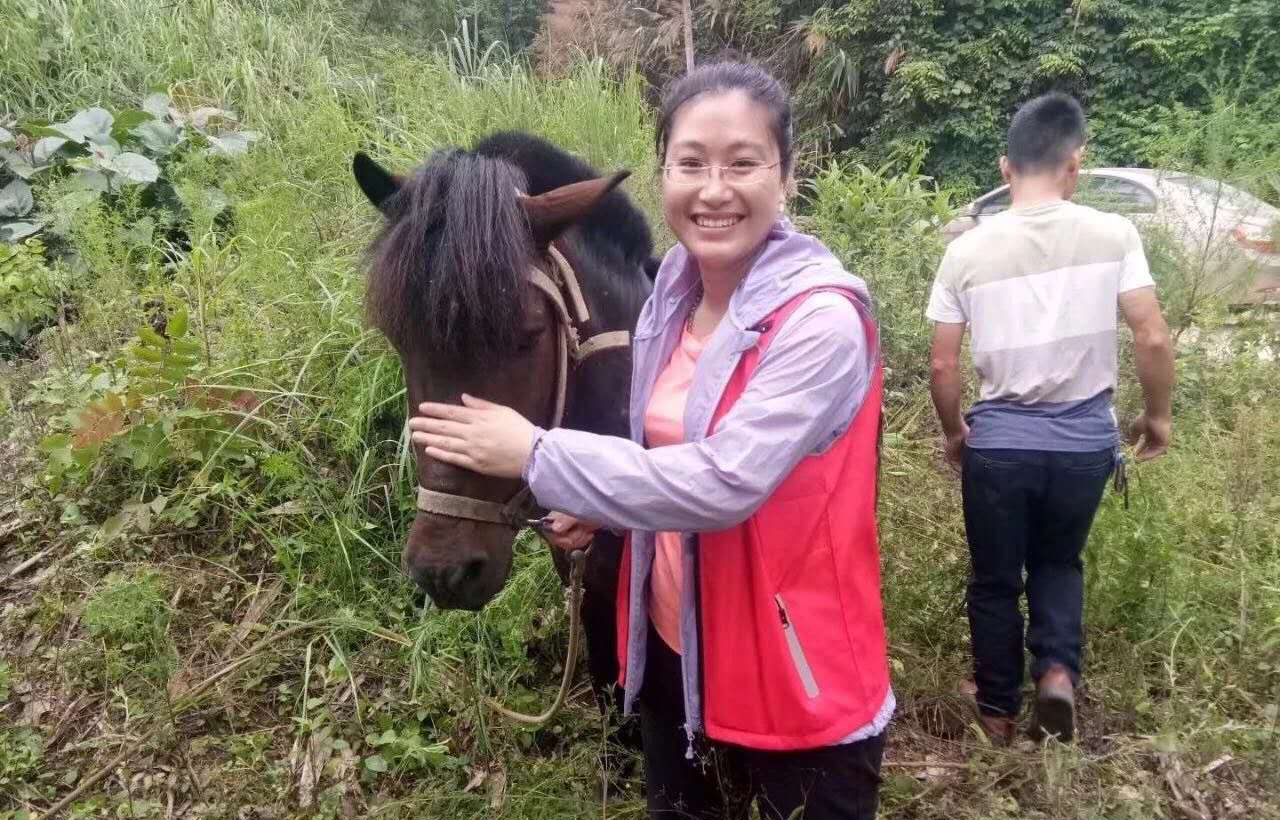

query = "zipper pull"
[774,594,790,627]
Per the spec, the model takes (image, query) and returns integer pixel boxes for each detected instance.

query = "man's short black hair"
[1006,92,1086,173]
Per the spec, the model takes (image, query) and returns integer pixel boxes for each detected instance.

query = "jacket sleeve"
[525,294,871,532]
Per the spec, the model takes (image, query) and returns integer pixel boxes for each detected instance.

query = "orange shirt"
[643,325,707,654]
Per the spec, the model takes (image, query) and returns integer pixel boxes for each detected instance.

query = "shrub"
[802,149,958,392]
[82,569,170,646]
[0,96,255,246]
[0,237,59,354]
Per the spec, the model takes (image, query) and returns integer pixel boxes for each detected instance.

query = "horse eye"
[515,328,544,355]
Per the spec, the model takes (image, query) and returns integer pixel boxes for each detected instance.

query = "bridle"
[412,243,631,527]
[408,244,630,726]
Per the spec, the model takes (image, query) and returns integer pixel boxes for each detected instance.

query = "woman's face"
[662,90,787,279]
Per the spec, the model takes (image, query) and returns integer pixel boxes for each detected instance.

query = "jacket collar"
[638,216,872,341]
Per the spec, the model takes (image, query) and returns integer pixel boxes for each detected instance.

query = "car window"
[1162,175,1269,214]
[1075,175,1157,213]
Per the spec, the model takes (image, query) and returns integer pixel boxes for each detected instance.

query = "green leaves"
[0,94,262,244]
[0,179,34,218]
[37,300,260,500]
[362,725,453,776]
[103,151,160,184]
[0,238,57,346]
[0,180,38,242]
[130,308,200,393]
[131,119,180,154]
[49,106,115,145]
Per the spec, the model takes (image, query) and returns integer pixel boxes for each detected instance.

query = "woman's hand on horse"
[542,512,599,551]
[409,394,536,479]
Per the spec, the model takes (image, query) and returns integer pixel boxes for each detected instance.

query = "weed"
[82,569,169,646]
[0,237,59,354]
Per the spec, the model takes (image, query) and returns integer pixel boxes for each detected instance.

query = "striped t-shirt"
[925,199,1156,451]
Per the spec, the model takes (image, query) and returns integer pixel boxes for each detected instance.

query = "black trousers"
[961,446,1115,717]
[638,624,885,820]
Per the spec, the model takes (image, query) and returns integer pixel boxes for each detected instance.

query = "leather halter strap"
[415,485,537,527]
[416,245,631,525]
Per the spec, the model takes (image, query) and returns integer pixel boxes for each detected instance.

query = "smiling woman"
[410,60,892,820]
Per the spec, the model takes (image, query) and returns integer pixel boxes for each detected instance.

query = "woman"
[410,61,892,820]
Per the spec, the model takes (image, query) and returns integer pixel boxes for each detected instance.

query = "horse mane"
[365,148,533,364]
[365,131,654,364]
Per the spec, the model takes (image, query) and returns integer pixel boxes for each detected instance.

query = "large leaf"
[0,148,37,179]
[86,138,122,164]
[32,137,68,166]
[71,167,111,194]
[0,179,34,218]
[142,93,172,119]
[207,131,259,157]
[105,152,160,184]
[51,107,115,145]
[20,120,64,139]
[131,120,180,154]
[0,220,41,242]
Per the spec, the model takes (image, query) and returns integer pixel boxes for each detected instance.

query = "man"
[926,92,1174,743]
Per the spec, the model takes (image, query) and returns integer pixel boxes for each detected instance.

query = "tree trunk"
[681,0,694,72]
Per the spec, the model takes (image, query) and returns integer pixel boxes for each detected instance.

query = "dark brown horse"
[353,131,655,709]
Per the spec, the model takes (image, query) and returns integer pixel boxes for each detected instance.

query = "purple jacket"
[524,217,890,742]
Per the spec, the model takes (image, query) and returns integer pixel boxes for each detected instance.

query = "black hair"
[1006,92,1087,174]
[656,60,793,178]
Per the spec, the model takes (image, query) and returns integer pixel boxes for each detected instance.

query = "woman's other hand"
[540,512,600,552]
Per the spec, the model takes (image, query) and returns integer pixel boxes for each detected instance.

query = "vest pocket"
[774,594,820,699]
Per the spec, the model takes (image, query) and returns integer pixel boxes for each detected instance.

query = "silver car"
[942,168,1280,305]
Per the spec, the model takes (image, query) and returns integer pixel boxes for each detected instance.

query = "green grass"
[1,1,1279,818]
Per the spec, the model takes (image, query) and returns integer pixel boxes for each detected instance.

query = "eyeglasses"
[662,160,782,186]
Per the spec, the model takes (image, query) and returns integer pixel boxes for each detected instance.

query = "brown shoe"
[977,713,1017,746]
[959,679,1017,746]
[1033,664,1075,742]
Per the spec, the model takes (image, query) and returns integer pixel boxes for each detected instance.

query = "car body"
[942,168,1280,305]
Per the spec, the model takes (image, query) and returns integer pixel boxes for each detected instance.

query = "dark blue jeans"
[961,447,1115,717]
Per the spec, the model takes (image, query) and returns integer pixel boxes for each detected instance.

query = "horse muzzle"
[403,513,515,610]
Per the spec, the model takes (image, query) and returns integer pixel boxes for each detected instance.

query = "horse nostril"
[442,564,467,594]
[411,556,491,608]
[461,557,486,584]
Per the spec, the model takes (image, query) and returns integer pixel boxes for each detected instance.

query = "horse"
[352,131,656,722]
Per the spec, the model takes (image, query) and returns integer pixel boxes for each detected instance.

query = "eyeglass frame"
[660,159,783,186]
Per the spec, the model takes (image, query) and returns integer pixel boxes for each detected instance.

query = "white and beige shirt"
[926,199,1155,451]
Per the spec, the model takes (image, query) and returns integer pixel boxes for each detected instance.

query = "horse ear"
[353,152,401,212]
[521,170,632,247]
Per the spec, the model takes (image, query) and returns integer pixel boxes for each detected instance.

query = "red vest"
[617,289,891,750]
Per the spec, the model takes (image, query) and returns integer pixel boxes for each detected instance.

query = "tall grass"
[1,0,1278,817]
[2,3,662,814]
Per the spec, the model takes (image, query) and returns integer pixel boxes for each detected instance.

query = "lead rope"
[482,548,588,725]
[1114,449,1129,509]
